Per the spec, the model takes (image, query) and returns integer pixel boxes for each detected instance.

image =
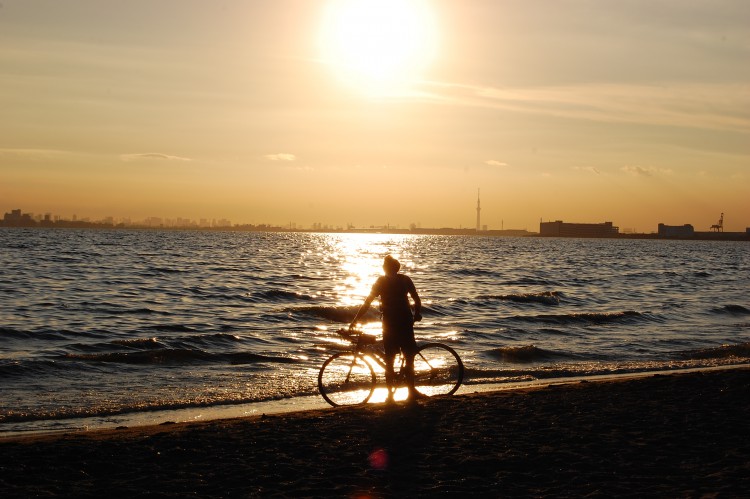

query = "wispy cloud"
[120,153,192,162]
[265,153,296,162]
[423,81,750,133]
[485,160,508,167]
[621,165,673,177]
[573,166,601,175]
[0,148,70,158]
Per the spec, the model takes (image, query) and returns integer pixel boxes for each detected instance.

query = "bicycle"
[318,328,464,406]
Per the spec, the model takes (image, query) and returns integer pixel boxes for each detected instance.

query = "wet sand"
[1,367,749,498]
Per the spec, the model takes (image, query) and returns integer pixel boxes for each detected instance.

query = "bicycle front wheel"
[413,343,464,397]
[318,352,376,407]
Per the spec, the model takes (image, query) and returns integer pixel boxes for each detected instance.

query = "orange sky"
[1,0,748,232]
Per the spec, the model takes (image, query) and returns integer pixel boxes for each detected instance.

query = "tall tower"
[476,188,481,231]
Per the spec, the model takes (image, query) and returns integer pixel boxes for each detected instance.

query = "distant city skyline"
[3,206,745,236]
[1,1,748,232]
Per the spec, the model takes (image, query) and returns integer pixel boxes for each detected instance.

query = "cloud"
[120,153,192,162]
[573,166,601,175]
[621,166,653,176]
[0,148,70,158]
[424,81,750,133]
[485,160,508,167]
[621,165,673,177]
[265,153,296,162]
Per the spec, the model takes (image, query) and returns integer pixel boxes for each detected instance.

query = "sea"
[1,228,749,435]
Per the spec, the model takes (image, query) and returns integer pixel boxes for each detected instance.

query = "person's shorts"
[382,316,417,359]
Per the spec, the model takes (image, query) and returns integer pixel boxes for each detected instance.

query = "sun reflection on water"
[306,233,422,341]
[325,233,415,305]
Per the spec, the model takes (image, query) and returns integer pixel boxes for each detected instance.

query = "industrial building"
[539,220,620,238]
[658,224,695,238]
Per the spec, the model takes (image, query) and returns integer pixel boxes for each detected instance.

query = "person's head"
[383,255,400,275]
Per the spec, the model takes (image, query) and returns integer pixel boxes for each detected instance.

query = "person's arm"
[350,279,380,330]
[407,277,422,322]
[349,294,375,330]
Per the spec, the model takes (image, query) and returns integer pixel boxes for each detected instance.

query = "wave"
[77,303,172,316]
[463,358,750,386]
[679,342,750,361]
[180,333,245,349]
[253,289,318,302]
[144,324,197,333]
[0,326,32,339]
[0,383,323,425]
[290,274,329,281]
[447,268,502,278]
[111,337,162,348]
[0,359,50,378]
[0,327,106,342]
[287,305,376,323]
[711,304,750,315]
[62,349,298,366]
[485,345,575,363]
[420,304,452,316]
[478,291,561,305]
[512,310,644,325]
[147,267,188,274]
[505,277,563,286]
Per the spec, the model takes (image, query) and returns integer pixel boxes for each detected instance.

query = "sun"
[319,0,438,96]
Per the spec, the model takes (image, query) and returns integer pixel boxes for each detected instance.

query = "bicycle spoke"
[413,343,464,397]
[318,353,376,406]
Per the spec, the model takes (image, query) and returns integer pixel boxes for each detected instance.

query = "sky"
[1,0,748,232]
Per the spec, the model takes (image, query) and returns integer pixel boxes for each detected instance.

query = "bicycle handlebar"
[337,328,378,346]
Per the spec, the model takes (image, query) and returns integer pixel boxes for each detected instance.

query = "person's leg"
[404,349,415,394]
[382,329,397,402]
[384,352,395,402]
[401,324,419,399]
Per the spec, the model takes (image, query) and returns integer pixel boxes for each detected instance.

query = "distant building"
[658,223,695,238]
[539,220,619,238]
[2,209,35,226]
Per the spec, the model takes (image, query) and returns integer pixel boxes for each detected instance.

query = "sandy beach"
[1,367,749,498]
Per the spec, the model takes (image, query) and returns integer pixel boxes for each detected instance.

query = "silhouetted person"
[350,255,422,402]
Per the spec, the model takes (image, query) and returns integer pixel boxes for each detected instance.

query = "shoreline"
[2,366,749,497]
[3,363,749,439]
[3,363,748,440]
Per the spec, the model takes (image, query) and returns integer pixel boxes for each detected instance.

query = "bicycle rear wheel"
[413,343,464,397]
[318,352,376,407]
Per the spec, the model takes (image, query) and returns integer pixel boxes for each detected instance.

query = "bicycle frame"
[348,332,432,387]
[318,329,464,406]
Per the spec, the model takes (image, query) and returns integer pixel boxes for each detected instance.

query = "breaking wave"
[486,345,575,363]
[679,342,750,361]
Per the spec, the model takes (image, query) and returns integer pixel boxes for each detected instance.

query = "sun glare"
[319,0,438,96]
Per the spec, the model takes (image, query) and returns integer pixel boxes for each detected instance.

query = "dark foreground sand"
[1,368,749,498]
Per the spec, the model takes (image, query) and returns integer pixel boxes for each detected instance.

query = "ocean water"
[1,228,749,433]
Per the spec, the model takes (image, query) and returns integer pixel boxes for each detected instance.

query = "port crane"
[710,213,724,232]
